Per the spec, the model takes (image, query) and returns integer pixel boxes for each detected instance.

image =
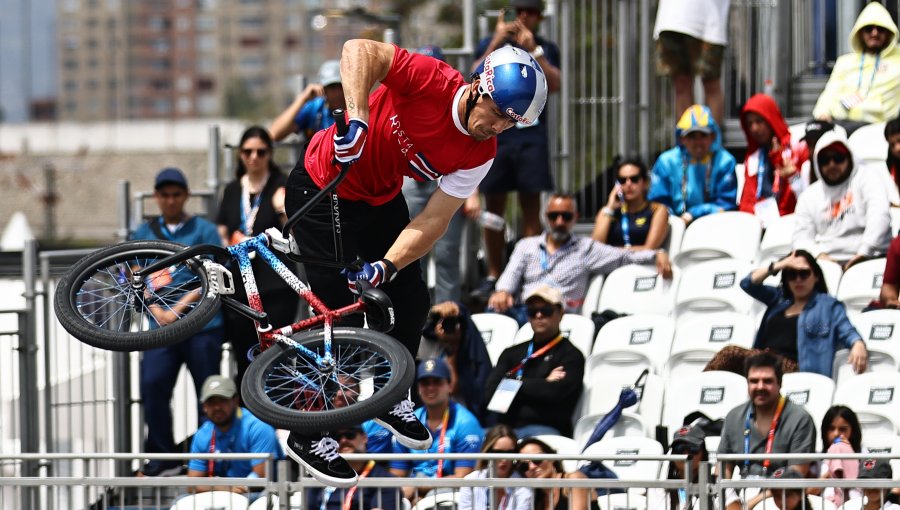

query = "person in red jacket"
[738,94,810,225]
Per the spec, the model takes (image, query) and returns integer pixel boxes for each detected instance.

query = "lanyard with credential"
[208,409,241,475]
[341,460,376,510]
[506,334,564,379]
[619,204,632,247]
[743,396,786,475]
[435,407,451,478]
[157,217,185,241]
[240,175,268,236]
[857,53,881,97]
[681,156,714,212]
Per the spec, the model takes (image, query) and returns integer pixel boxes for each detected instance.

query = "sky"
[0,0,56,123]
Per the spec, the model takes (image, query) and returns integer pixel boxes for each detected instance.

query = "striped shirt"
[495,232,657,312]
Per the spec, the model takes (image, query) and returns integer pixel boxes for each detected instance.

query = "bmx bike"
[53,110,415,434]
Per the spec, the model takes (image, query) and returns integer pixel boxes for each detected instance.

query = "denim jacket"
[740,274,863,377]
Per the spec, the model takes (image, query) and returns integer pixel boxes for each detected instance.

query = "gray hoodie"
[792,129,891,260]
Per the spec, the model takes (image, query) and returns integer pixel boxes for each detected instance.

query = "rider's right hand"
[333,118,368,164]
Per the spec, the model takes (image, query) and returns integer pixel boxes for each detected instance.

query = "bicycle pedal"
[265,227,299,255]
[202,261,236,295]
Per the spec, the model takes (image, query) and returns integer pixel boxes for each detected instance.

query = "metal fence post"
[207,125,221,219]
[117,180,131,240]
[112,351,133,478]
[19,239,40,509]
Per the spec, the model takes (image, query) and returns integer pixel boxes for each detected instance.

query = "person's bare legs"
[672,73,694,119]
[519,192,543,237]
[703,77,724,127]
[484,192,508,279]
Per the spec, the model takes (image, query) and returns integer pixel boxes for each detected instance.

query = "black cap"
[800,120,836,145]
[671,424,705,451]
[770,467,805,479]
[859,458,893,479]
[154,167,189,190]
[510,0,544,11]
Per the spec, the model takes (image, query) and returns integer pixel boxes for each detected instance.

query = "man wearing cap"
[469,0,562,302]
[487,193,666,324]
[858,459,900,510]
[484,285,585,438]
[269,59,347,142]
[132,168,226,477]
[648,104,737,226]
[305,424,400,510]
[187,376,283,495]
[389,358,483,503]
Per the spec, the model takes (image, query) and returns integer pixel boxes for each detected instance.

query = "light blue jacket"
[740,274,863,377]
[648,108,738,218]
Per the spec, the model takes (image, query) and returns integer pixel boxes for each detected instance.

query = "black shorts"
[479,137,554,194]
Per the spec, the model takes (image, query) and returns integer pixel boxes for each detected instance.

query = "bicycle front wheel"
[54,240,221,351]
[242,328,414,432]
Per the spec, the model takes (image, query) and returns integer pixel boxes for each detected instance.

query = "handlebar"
[333,109,348,137]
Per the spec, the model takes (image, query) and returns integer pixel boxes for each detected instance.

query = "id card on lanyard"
[488,335,564,413]
[743,396,786,476]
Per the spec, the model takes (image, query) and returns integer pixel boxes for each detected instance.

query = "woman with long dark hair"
[217,126,299,387]
[459,425,532,510]
[807,405,863,505]
[517,437,597,510]
[740,250,867,377]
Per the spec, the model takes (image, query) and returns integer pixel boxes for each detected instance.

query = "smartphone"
[503,8,517,22]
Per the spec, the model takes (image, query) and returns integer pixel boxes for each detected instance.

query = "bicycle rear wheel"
[54,240,221,351]
[242,328,414,432]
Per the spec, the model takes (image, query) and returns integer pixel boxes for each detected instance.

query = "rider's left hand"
[343,260,391,294]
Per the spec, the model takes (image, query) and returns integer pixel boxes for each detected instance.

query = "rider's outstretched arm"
[340,39,396,123]
[385,188,465,271]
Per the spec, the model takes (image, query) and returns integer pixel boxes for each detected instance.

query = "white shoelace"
[309,437,341,462]
[390,399,418,423]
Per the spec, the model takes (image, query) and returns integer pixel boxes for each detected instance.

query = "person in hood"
[792,128,891,270]
[648,104,738,226]
[739,94,811,223]
[813,1,900,126]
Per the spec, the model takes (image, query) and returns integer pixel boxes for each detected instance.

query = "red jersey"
[304,46,498,206]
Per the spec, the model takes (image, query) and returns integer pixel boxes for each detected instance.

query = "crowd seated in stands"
[740,250,867,377]
[648,104,737,226]
[593,157,671,252]
[747,467,811,510]
[517,437,597,510]
[649,420,713,509]
[458,425,532,510]
[885,117,900,203]
[857,459,899,510]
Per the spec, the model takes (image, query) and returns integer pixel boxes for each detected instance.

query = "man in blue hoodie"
[648,104,738,226]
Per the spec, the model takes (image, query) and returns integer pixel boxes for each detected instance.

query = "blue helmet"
[473,45,548,125]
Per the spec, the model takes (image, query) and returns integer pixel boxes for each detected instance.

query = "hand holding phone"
[502,8,517,23]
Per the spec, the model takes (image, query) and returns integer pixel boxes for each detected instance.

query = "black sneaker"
[469,276,497,302]
[139,460,184,477]
[286,432,358,488]
[375,399,432,450]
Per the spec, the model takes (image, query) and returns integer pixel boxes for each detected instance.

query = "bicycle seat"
[360,288,394,333]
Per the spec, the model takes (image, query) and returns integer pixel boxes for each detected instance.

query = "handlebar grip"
[333,109,349,137]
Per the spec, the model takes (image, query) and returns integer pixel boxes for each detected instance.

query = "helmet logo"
[521,66,529,78]
[505,107,528,124]
[482,54,496,93]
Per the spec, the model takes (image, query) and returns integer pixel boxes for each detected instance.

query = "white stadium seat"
[595,264,678,316]
[665,312,756,383]
[248,492,303,510]
[596,493,648,510]
[666,215,686,261]
[674,259,757,322]
[583,436,663,495]
[172,492,250,510]
[470,313,520,365]
[833,372,900,437]
[780,372,835,450]
[579,370,665,441]
[674,211,762,267]
[581,273,606,317]
[757,214,795,263]
[591,314,675,374]
[661,371,747,436]
[836,258,887,314]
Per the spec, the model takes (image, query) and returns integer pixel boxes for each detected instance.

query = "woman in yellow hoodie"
[813,2,900,125]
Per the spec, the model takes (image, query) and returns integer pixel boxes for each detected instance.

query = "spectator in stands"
[740,250,867,377]
[793,128,892,269]
[470,0,562,302]
[517,437,597,510]
[653,0,730,124]
[879,234,900,308]
[133,168,225,477]
[884,117,900,205]
[401,45,477,304]
[747,467,812,510]
[390,358,483,504]
[650,421,713,509]
[217,126,299,389]
[459,425,532,510]
[488,193,669,323]
[187,376,283,496]
[718,352,816,510]
[648,104,738,226]
[269,60,346,142]
[484,285,584,438]
[813,2,900,128]
[738,94,811,223]
[593,157,672,258]
[305,424,400,510]
[419,300,492,421]
[807,405,863,506]
[857,459,899,510]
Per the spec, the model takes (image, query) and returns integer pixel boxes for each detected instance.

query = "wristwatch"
[768,262,777,276]
[530,45,545,59]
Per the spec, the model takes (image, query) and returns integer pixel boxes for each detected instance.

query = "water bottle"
[476,211,506,232]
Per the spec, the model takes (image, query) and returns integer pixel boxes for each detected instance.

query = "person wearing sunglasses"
[813,1,900,126]
[793,129,891,272]
[740,250,867,377]
[305,424,401,510]
[216,126,300,394]
[517,437,597,510]
[484,285,584,438]
[648,104,737,227]
[459,425,533,510]
[649,421,711,510]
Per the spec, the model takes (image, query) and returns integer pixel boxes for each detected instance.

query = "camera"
[423,311,461,339]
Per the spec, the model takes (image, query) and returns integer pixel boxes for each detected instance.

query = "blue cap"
[416,45,446,62]
[416,358,451,382]
[154,167,189,190]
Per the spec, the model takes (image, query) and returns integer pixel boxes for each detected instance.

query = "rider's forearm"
[383,219,446,271]
[340,39,395,122]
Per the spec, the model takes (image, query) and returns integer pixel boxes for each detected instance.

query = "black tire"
[241,328,414,432]
[54,240,221,351]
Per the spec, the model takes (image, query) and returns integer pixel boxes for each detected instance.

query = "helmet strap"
[464,83,481,132]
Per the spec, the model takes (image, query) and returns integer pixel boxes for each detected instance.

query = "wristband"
[601,207,615,218]
[380,258,399,282]
[768,262,777,276]
[530,45,545,59]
